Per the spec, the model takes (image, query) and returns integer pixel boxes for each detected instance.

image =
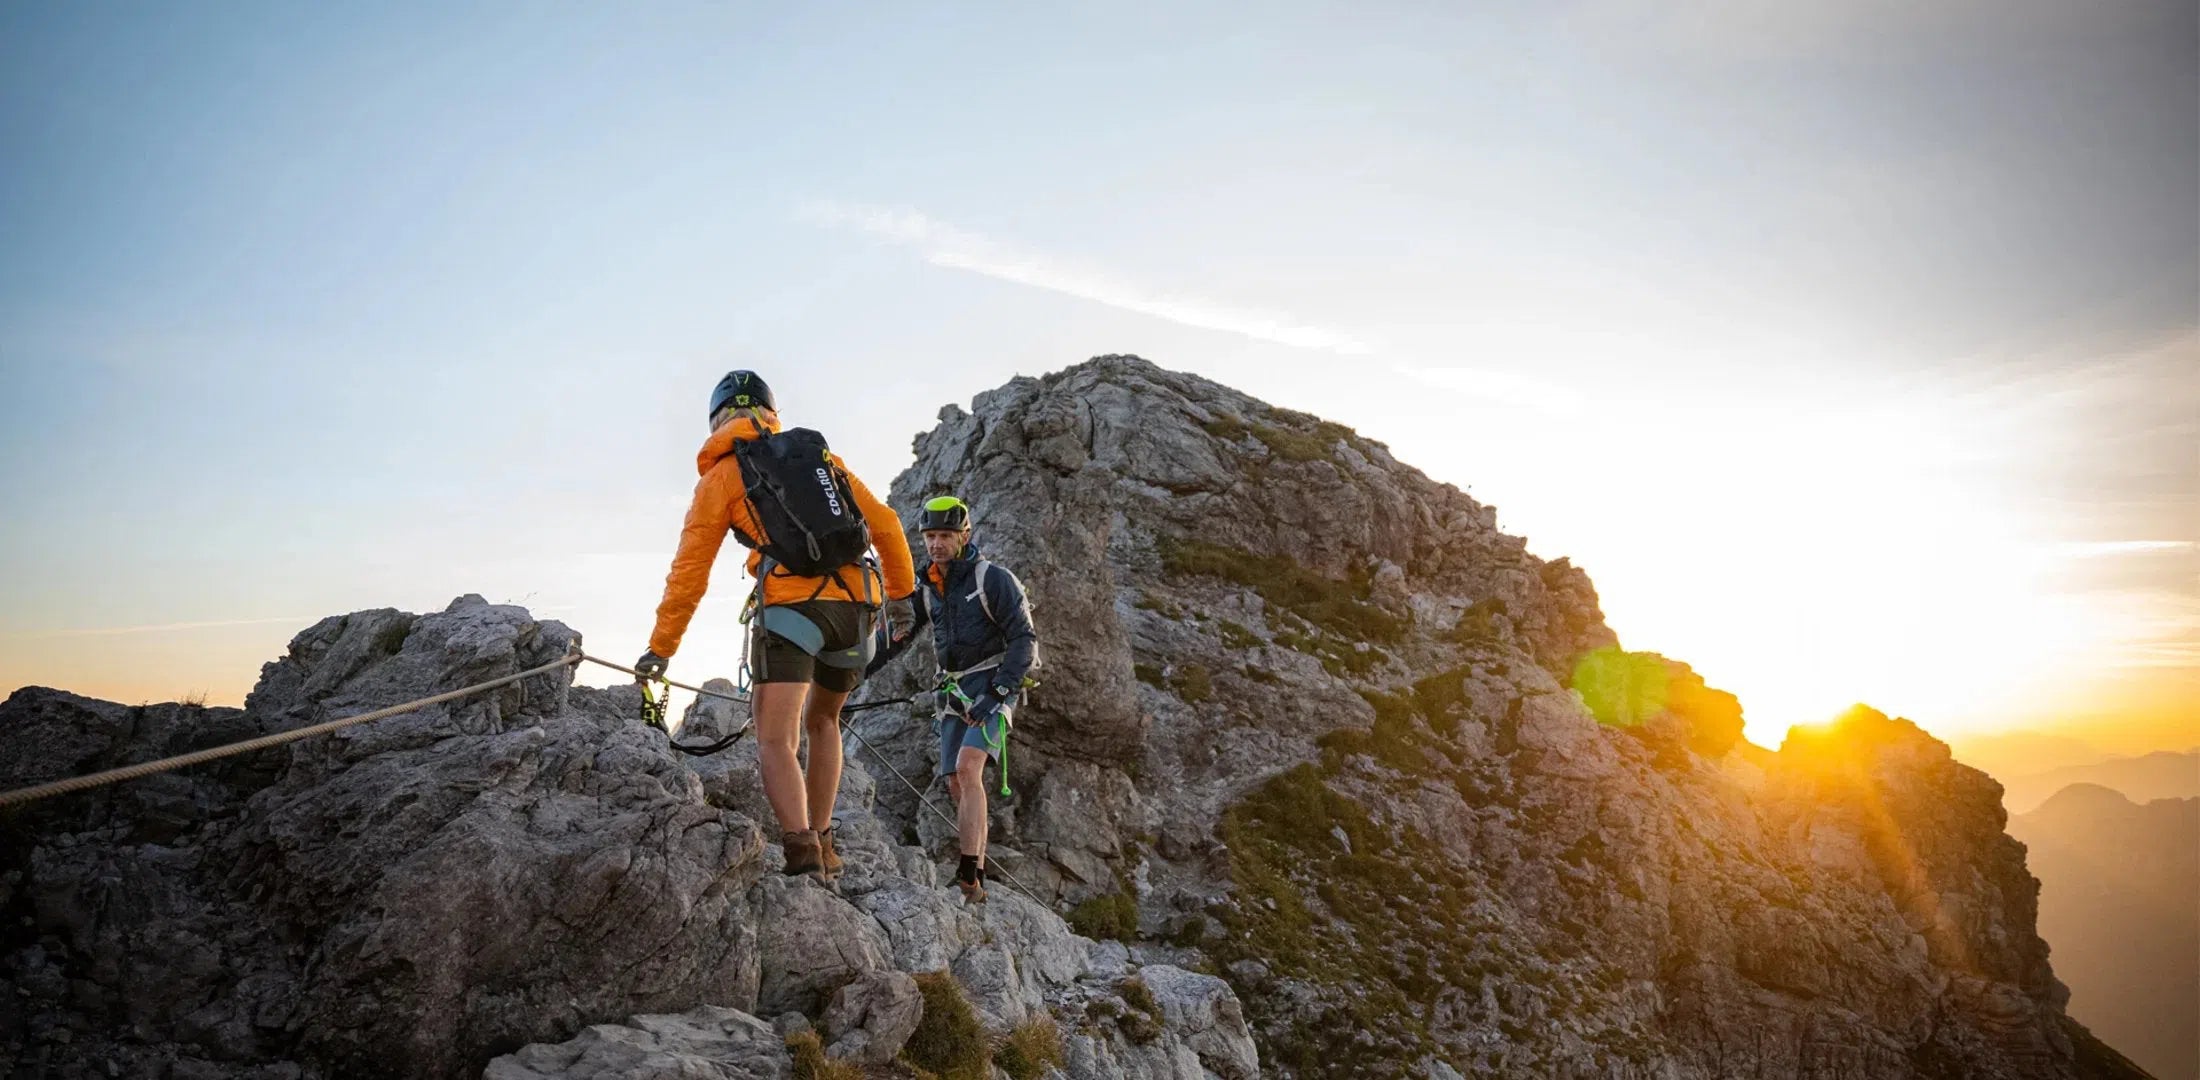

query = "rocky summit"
[0,354,2150,1079]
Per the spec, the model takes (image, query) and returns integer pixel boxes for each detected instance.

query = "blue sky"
[3,1,2193,749]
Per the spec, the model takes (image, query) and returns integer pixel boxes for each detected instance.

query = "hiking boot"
[818,825,844,882]
[955,857,987,904]
[781,829,823,878]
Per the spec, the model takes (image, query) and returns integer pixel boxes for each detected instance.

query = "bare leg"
[753,681,811,833]
[803,685,851,830]
[955,746,989,866]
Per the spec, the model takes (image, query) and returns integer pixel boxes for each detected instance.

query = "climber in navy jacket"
[868,494,1038,903]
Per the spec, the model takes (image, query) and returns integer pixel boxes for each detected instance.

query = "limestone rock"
[484,1006,789,1080]
[818,971,923,1065]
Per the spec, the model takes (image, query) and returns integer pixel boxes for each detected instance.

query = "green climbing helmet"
[919,495,971,532]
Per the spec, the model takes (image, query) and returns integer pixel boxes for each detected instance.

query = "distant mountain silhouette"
[2000,750,2199,814]
[1951,730,2108,786]
[2011,784,2199,1080]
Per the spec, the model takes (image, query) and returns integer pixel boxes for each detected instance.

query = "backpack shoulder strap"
[964,560,996,626]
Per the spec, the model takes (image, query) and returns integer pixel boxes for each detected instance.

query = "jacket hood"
[694,412,782,476]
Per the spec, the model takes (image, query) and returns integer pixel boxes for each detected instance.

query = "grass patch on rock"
[1217,619,1261,650]
[1209,760,1577,1076]
[1116,976,1165,1044]
[1067,891,1140,942]
[1159,538,1404,645]
[904,971,990,1080]
[1170,663,1214,703]
[995,1016,1065,1080]
[787,1030,860,1080]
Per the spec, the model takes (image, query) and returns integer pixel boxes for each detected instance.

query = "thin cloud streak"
[2055,540,2197,558]
[799,199,1371,354]
[6,615,316,640]
[1392,363,1589,416]
[800,200,1591,415]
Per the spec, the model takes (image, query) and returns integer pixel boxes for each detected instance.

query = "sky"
[2,1,2193,752]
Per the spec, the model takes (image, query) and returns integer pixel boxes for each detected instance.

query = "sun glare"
[1404,363,2145,751]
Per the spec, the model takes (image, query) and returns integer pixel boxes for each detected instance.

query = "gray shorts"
[938,709,1009,777]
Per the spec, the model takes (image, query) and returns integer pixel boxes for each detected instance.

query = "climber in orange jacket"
[637,370,917,880]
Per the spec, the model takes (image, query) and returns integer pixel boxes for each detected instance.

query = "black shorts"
[751,600,873,693]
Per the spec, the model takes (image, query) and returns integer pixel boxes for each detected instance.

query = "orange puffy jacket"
[647,414,915,658]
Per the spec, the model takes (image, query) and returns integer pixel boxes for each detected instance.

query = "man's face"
[922,529,969,565]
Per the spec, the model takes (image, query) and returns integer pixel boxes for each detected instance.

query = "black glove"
[966,690,1004,724]
[884,596,917,643]
[633,650,668,681]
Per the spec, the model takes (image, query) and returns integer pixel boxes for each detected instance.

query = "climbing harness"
[934,666,1039,798]
[937,672,1012,798]
[741,555,883,684]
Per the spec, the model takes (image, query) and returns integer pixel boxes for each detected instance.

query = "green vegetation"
[1119,975,1161,1019]
[1134,663,1164,688]
[1205,750,1614,1075]
[994,1016,1065,1080]
[1409,666,1473,735]
[1159,538,1403,644]
[1202,412,1357,463]
[1250,423,1331,462]
[1067,891,1140,941]
[1317,691,1431,774]
[1314,677,1480,776]
[786,1031,860,1080]
[1166,917,1210,948]
[1116,976,1165,1044]
[904,971,990,1080]
[1171,663,1214,703]
[1211,766,1442,1071]
[1217,619,1261,650]
[1160,537,1405,679]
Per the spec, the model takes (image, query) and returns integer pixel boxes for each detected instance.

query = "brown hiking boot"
[781,829,822,878]
[955,861,987,905]
[818,825,844,882]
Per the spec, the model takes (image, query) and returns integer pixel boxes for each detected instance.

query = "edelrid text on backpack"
[729,428,871,577]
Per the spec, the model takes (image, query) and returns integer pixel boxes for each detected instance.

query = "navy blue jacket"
[868,542,1037,701]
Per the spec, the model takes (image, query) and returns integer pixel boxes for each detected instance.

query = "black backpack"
[729,428,871,578]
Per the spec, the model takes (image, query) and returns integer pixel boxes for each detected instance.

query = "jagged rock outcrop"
[851,354,2145,1078]
[0,353,2147,1079]
[3,592,1256,1078]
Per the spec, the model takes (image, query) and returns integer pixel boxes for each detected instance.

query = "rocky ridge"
[2,595,1254,1078]
[854,355,2147,1078]
[0,353,2151,1079]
